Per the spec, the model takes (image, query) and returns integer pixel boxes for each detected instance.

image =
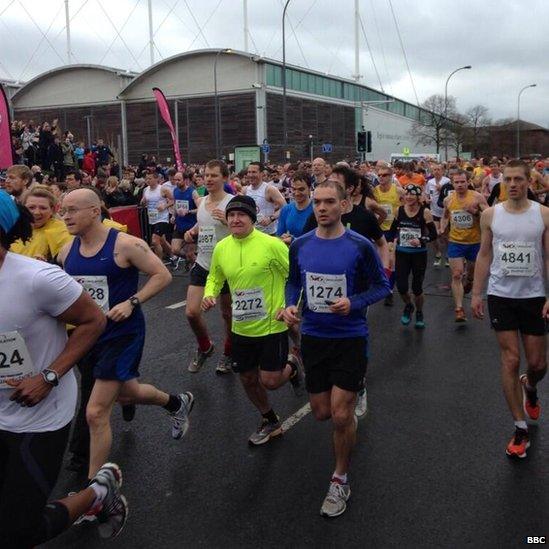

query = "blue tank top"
[64,228,144,342]
[173,186,197,232]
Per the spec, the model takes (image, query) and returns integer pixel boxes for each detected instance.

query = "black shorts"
[231,331,289,373]
[150,222,171,237]
[172,228,194,240]
[189,262,229,294]
[487,295,546,336]
[302,335,367,394]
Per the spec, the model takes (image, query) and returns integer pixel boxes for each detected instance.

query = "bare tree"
[464,105,491,156]
[448,113,469,159]
[410,94,457,153]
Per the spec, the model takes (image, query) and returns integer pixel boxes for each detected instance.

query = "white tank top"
[488,174,503,192]
[195,193,232,271]
[245,182,277,234]
[488,201,545,298]
[144,186,169,224]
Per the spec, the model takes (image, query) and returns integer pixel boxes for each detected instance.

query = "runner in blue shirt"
[276,170,313,245]
[283,180,389,519]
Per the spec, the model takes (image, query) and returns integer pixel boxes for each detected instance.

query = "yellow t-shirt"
[10,217,72,261]
[373,184,401,231]
[102,218,128,233]
[447,190,481,244]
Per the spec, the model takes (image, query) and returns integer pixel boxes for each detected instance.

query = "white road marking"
[281,402,311,432]
[165,300,186,310]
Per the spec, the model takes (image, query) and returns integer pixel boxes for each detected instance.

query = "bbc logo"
[526,538,546,544]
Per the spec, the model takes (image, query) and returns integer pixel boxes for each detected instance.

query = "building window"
[388,100,405,116]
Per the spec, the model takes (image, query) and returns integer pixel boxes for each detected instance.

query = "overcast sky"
[1,0,548,127]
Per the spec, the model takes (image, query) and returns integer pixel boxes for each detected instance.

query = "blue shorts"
[90,333,144,381]
[447,242,480,262]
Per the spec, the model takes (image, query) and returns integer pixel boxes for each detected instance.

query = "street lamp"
[444,65,471,161]
[517,84,536,158]
[282,0,291,150]
[214,48,232,159]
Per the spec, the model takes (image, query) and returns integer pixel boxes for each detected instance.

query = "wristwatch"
[42,369,59,387]
[129,296,141,308]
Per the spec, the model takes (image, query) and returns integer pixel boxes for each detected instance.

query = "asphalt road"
[44,259,548,549]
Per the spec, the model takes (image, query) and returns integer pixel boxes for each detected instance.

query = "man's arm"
[373,235,390,269]
[8,289,106,407]
[471,208,494,318]
[104,234,172,322]
[266,185,287,219]
[204,245,227,300]
[439,197,451,233]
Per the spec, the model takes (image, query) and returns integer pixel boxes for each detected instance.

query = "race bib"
[451,210,473,229]
[306,272,347,313]
[399,227,422,247]
[198,226,217,255]
[74,275,110,312]
[148,208,159,224]
[497,242,536,277]
[175,200,189,213]
[232,288,267,322]
[0,331,34,388]
[380,203,393,221]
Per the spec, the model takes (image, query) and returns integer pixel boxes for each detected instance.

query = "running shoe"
[287,353,305,397]
[520,374,541,421]
[463,280,473,295]
[169,256,181,270]
[433,255,442,267]
[320,479,351,518]
[415,310,425,329]
[454,307,466,322]
[401,303,414,325]
[505,427,530,459]
[248,418,282,446]
[216,355,234,375]
[384,293,394,307]
[445,259,450,268]
[121,404,136,422]
[89,463,128,539]
[170,392,195,440]
[355,387,368,419]
[188,343,214,373]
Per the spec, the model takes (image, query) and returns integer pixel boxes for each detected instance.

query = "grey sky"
[1,0,548,127]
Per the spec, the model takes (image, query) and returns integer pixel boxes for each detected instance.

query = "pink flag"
[152,87,183,171]
[0,84,14,170]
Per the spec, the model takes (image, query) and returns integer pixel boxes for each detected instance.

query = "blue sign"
[321,143,333,153]
[261,143,271,154]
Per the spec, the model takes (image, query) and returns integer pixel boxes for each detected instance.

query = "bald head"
[65,188,102,208]
[62,188,103,235]
[312,157,326,177]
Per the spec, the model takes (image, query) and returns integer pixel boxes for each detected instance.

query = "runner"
[140,170,175,261]
[389,185,437,328]
[4,164,32,203]
[373,164,404,304]
[481,160,503,198]
[171,170,199,271]
[10,186,72,261]
[283,180,390,517]
[424,164,450,266]
[0,190,128,546]
[439,170,488,322]
[472,159,548,458]
[202,195,303,445]
[58,188,194,484]
[184,160,234,374]
[244,162,286,235]
[276,170,314,244]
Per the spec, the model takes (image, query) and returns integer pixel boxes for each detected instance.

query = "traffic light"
[357,131,372,153]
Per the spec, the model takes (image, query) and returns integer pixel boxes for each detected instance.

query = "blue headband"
[0,190,20,233]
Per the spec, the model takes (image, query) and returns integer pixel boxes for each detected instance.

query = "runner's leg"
[449,257,465,309]
[521,333,547,386]
[331,387,358,476]
[496,331,524,421]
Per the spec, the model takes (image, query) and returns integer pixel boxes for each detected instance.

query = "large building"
[10,49,454,165]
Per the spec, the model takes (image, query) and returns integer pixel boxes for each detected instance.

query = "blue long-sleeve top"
[285,229,391,338]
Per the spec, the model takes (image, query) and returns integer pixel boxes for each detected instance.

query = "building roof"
[492,120,548,132]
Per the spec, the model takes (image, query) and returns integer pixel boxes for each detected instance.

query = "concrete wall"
[362,106,455,161]
[13,67,132,109]
[121,52,258,101]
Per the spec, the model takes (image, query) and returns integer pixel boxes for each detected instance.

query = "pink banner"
[0,84,14,170]
[152,87,183,172]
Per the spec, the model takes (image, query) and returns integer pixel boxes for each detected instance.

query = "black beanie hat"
[225,195,258,223]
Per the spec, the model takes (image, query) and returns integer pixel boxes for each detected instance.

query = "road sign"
[261,143,271,154]
[321,143,333,153]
